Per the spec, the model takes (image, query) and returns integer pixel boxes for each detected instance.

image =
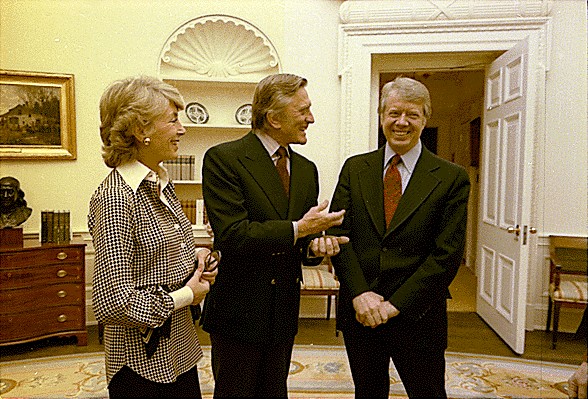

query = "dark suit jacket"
[200,132,321,344]
[329,145,470,348]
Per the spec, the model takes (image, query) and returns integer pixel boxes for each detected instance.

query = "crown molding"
[340,0,552,24]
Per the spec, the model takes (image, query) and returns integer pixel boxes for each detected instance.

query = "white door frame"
[338,0,550,344]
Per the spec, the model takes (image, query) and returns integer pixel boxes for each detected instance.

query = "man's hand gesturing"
[297,200,345,238]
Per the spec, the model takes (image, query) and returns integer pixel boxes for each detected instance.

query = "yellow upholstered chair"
[300,257,339,322]
[546,235,588,349]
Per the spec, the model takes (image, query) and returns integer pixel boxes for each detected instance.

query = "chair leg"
[326,295,332,320]
[552,303,561,349]
[546,298,553,332]
[335,295,339,337]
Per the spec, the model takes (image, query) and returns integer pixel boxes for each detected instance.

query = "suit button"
[382,247,388,252]
[271,279,276,285]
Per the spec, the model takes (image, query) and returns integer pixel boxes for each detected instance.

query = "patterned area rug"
[0,345,574,398]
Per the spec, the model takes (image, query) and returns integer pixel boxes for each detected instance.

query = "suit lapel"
[288,150,312,220]
[358,148,386,237]
[239,132,289,218]
[385,148,441,236]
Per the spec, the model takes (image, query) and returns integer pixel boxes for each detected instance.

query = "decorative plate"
[235,104,252,125]
[185,102,209,124]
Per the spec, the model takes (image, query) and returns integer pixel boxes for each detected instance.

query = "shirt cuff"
[292,221,298,245]
[169,286,194,310]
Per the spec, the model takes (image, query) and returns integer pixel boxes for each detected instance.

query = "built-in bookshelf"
[157,14,281,236]
[163,155,195,181]
[179,199,207,228]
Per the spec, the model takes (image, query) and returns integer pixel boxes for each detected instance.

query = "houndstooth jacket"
[88,161,203,384]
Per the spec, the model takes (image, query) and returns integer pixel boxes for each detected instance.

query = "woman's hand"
[196,248,218,285]
[185,248,217,305]
[200,268,218,285]
[185,264,210,305]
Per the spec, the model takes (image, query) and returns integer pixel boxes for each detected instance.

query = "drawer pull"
[57,269,68,278]
[57,314,67,322]
[57,290,67,298]
[57,252,68,260]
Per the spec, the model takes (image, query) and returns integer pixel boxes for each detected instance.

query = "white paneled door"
[476,37,537,354]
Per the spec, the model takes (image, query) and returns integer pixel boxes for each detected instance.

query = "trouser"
[210,333,295,398]
[343,312,447,398]
[108,364,201,398]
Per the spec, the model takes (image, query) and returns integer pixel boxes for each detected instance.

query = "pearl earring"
[143,137,151,146]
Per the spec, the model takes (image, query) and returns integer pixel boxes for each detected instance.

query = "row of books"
[180,199,208,227]
[40,210,71,243]
[163,155,195,181]
[39,202,206,244]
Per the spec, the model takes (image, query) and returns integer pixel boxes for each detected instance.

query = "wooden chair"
[546,235,588,349]
[300,257,340,323]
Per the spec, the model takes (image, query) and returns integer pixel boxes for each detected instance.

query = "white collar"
[116,160,170,193]
[255,131,289,158]
[384,140,422,174]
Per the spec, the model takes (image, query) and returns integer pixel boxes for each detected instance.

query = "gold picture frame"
[0,70,76,160]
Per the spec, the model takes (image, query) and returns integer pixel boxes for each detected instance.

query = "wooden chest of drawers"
[0,242,87,346]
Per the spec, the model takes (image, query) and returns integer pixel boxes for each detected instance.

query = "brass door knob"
[507,226,520,235]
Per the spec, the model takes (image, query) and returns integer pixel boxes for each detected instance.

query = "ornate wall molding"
[340,0,552,24]
[158,15,280,80]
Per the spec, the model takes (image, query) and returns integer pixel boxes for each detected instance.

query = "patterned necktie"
[275,146,290,197]
[384,154,402,227]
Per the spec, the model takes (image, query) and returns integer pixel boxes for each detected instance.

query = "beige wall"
[541,0,588,235]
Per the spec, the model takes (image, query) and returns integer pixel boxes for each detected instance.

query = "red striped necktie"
[275,146,290,197]
[384,154,402,226]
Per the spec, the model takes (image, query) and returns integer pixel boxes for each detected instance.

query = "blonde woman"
[89,76,216,398]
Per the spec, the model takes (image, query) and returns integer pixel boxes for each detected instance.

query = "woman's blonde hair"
[99,75,184,168]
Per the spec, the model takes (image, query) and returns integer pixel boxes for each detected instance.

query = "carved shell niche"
[159,15,281,80]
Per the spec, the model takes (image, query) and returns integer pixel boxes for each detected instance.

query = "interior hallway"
[448,264,477,312]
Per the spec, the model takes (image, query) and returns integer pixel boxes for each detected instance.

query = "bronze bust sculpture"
[0,177,32,229]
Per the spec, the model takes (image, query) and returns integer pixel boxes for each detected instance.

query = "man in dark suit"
[328,77,471,398]
[201,73,349,397]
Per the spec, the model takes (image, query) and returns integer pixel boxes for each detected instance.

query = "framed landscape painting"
[0,70,76,159]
